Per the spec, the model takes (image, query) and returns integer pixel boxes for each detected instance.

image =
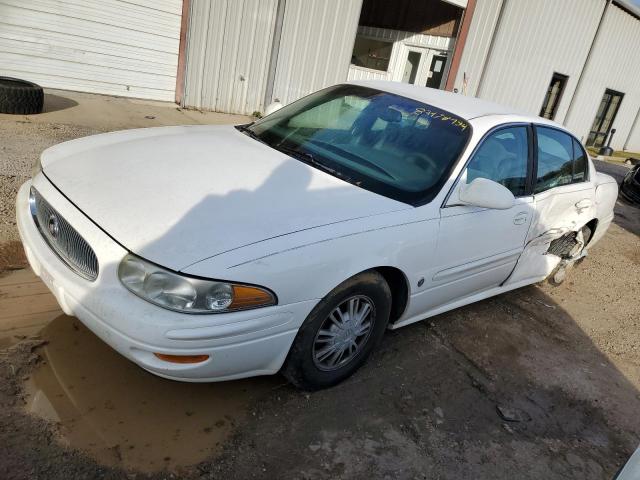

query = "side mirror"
[459,177,515,210]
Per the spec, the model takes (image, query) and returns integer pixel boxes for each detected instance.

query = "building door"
[397,47,448,88]
[398,46,431,85]
[587,89,624,148]
[426,54,448,88]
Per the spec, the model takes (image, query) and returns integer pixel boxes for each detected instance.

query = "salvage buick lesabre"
[17,81,618,390]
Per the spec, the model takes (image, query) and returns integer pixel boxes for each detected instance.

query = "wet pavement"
[0,269,280,473]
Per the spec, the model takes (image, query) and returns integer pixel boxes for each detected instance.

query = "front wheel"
[282,271,392,390]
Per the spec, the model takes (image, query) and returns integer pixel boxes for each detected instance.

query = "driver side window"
[465,126,529,197]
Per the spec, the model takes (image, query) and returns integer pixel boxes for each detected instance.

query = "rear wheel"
[282,271,391,390]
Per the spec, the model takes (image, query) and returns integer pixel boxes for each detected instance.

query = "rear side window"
[535,127,579,193]
[572,138,588,183]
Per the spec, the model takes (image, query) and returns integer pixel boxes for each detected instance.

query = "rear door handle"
[513,211,528,225]
[575,199,592,213]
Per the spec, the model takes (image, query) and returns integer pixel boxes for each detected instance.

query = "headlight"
[118,254,276,313]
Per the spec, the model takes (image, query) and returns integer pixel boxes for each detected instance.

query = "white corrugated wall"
[452,0,503,97]
[270,0,362,106]
[0,0,182,101]
[454,0,605,125]
[564,4,640,151]
[182,0,279,114]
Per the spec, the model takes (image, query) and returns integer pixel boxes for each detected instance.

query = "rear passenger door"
[505,126,595,285]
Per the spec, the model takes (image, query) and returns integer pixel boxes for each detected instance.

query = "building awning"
[442,0,468,8]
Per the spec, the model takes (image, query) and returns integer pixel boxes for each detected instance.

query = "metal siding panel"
[0,0,182,101]
[472,0,604,124]
[565,5,640,150]
[183,0,277,114]
[626,109,640,152]
[453,0,503,96]
[271,0,362,106]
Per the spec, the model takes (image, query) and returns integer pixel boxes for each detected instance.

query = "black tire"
[282,271,392,391]
[0,77,44,114]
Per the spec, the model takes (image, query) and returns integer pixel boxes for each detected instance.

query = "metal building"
[1,0,639,151]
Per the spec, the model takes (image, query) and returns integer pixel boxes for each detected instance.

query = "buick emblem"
[47,214,60,238]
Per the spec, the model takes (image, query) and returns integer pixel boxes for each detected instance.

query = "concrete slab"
[0,88,251,131]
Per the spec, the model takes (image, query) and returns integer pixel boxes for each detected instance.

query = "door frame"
[586,88,624,148]
[393,44,435,86]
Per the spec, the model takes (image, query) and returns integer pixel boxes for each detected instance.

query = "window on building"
[535,127,585,193]
[539,73,568,120]
[465,126,529,197]
[351,35,393,71]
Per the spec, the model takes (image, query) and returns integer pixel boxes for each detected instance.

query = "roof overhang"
[613,0,640,19]
[441,0,468,9]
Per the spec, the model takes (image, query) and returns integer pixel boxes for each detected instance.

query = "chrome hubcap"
[312,295,375,371]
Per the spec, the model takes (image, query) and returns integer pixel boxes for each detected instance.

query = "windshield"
[246,85,471,205]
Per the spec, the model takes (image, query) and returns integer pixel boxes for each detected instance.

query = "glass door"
[396,46,433,86]
[426,53,448,89]
[402,50,422,84]
[587,89,624,147]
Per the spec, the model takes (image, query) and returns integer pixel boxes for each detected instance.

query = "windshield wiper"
[235,124,267,145]
[274,144,351,181]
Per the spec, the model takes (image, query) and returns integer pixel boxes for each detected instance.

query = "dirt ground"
[1,90,639,479]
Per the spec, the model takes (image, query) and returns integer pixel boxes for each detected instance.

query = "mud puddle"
[23,315,281,473]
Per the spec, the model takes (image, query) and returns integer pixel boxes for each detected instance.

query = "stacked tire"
[0,77,44,114]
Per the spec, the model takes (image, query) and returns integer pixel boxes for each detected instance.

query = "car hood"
[42,125,409,270]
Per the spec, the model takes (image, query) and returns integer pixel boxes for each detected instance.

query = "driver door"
[420,125,535,311]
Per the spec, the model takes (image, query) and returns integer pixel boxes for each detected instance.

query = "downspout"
[445,0,477,91]
[563,0,612,128]
[623,105,640,151]
[475,0,507,98]
[175,0,192,106]
[263,0,287,110]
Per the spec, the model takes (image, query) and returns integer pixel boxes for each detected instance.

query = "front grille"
[29,187,99,281]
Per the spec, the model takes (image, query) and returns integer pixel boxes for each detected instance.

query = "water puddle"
[23,315,281,472]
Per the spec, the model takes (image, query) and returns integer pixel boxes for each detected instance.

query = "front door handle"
[575,199,592,213]
[513,211,528,225]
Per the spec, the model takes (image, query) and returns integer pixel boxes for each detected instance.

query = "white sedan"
[17,81,618,390]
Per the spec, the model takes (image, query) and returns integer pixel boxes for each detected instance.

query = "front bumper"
[16,175,317,381]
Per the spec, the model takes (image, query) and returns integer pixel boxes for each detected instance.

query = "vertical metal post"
[263,0,287,110]
[475,0,507,98]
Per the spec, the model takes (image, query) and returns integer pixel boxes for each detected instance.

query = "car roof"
[346,80,559,126]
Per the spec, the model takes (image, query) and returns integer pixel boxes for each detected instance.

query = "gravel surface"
[0,121,102,243]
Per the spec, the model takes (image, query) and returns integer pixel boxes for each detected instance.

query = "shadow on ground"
[42,94,79,114]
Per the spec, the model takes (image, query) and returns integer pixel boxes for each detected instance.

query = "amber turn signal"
[154,353,210,364]
[231,285,276,309]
